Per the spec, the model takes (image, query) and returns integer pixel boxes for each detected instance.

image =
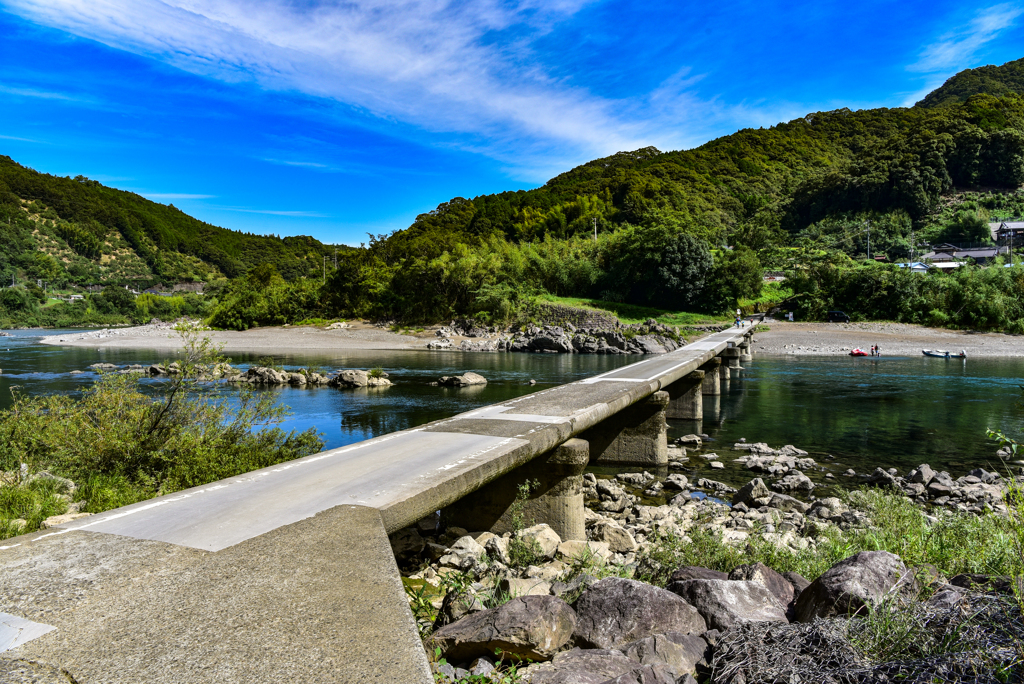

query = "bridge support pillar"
[581,391,668,467]
[721,346,743,370]
[665,371,704,421]
[739,339,753,363]
[700,357,722,395]
[443,438,589,541]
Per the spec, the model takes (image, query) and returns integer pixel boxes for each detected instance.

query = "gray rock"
[909,464,936,485]
[430,595,576,662]
[433,590,486,629]
[782,571,811,599]
[486,536,511,565]
[469,656,496,676]
[668,566,728,583]
[528,648,638,684]
[868,467,897,487]
[389,527,424,562]
[590,521,638,554]
[767,492,809,514]
[598,663,677,684]
[793,551,915,622]
[573,578,707,649]
[773,471,814,493]
[732,478,770,506]
[620,632,708,678]
[519,523,562,560]
[439,535,486,569]
[728,562,795,610]
[668,579,788,631]
[438,372,488,386]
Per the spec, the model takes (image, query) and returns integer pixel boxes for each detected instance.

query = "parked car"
[827,310,850,323]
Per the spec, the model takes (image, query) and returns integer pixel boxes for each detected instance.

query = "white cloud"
[909,3,1023,74]
[4,0,656,174]
[220,206,327,217]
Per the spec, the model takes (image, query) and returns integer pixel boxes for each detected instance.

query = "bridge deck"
[0,327,750,683]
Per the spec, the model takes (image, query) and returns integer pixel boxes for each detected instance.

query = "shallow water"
[2,330,1022,479]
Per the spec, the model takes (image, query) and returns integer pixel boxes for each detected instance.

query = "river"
[1,329,1021,480]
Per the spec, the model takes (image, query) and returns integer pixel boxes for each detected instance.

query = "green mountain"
[0,155,331,288]
[917,57,1024,108]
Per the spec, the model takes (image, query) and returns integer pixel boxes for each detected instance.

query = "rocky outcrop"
[429,595,577,662]
[573,578,707,649]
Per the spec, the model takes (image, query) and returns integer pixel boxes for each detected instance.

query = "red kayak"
[849,348,868,356]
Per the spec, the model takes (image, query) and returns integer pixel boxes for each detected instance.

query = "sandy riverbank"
[37,321,438,353]
[754,320,1024,357]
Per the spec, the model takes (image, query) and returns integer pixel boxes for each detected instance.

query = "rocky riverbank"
[393,438,1022,683]
[429,319,698,355]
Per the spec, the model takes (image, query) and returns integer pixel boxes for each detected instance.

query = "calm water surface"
[2,330,1022,478]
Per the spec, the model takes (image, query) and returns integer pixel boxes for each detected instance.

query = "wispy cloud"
[0,133,44,143]
[2,0,666,175]
[901,3,1024,105]
[262,158,330,169]
[909,3,1024,73]
[144,193,215,200]
[220,207,327,217]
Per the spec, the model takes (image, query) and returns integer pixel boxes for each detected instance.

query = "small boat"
[922,349,967,358]
[850,348,868,356]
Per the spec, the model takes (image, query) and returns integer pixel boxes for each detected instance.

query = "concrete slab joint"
[580,391,668,467]
[444,438,590,541]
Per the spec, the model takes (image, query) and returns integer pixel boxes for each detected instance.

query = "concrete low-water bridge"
[0,326,755,683]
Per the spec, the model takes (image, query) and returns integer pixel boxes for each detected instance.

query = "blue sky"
[1,1,1023,245]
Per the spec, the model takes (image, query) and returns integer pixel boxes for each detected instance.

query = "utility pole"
[323,256,327,283]
[866,220,871,261]
[592,217,597,243]
[334,245,337,269]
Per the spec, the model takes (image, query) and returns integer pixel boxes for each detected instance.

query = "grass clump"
[0,321,324,540]
[368,366,386,379]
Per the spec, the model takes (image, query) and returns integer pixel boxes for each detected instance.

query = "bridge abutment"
[721,346,743,370]
[581,391,668,467]
[443,438,589,541]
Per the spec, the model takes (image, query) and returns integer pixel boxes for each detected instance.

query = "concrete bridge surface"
[0,326,755,683]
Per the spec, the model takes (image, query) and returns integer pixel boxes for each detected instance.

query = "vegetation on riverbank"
[0,323,323,539]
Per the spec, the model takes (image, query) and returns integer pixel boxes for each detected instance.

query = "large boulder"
[573,578,706,649]
[329,369,392,388]
[668,579,788,631]
[519,524,562,561]
[590,521,638,554]
[388,527,424,563]
[620,632,709,679]
[793,551,914,622]
[430,595,576,662]
[438,372,488,387]
[728,562,795,610]
[528,648,642,684]
[668,566,728,583]
[439,535,486,569]
[732,478,770,506]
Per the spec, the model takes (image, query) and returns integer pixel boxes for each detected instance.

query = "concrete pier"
[721,346,743,370]
[665,370,704,421]
[582,391,668,466]
[700,357,722,395]
[444,438,589,541]
[739,340,753,363]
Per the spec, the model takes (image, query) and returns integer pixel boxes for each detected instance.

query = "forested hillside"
[7,58,1024,332]
[0,155,332,288]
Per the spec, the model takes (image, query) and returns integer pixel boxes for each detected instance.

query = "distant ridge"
[917,57,1024,108]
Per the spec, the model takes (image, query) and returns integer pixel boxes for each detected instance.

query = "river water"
[1,329,1021,479]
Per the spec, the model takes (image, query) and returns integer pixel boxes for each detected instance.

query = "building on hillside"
[994,221,1024,244]
[918,243,1008,265]
[894,262,931,272]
